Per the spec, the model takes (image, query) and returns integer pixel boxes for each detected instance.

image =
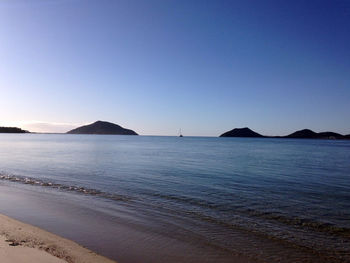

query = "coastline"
[0,213,116,263]
[0,181,254,263]
[1,135,349,263]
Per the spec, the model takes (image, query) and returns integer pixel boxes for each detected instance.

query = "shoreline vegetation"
[0,213,116,263]
[0,121,349,139]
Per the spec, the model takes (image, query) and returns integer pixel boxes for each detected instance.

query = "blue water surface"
[0,134,349,262]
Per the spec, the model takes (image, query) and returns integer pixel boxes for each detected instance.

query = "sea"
[0,134,349,263]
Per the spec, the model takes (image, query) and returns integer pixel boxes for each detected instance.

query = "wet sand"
[0,214,116,263]
[0,183,254,263]
[1,182,342,263]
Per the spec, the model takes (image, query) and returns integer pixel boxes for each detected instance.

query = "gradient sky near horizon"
[0,0,349,136]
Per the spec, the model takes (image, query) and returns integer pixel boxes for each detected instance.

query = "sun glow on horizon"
[0,121,80,133]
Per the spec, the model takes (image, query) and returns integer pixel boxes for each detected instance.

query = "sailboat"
[179,129,183,137]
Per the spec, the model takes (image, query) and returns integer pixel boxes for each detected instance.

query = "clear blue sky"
[0,0,349,136]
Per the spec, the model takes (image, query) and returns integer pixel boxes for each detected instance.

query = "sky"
[0,0,349,136]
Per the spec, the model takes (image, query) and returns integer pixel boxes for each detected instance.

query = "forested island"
[220,128,350,139]
[67,121,138,135]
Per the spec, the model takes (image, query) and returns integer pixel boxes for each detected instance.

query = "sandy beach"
[0,214,116,263]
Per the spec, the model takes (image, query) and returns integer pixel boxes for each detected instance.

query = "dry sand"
[0,235,65,263]
[0,214,116,263]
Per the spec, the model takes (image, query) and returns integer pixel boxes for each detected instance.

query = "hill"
[286,129,345,139]
[317,132,344,140]
[0,127,29,133]
[220,127,349,139]
[220,127,264,138]
[67,121,138,135]
[285,129,319,139]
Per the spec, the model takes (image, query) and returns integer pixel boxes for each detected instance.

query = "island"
[67,121,138,135]
[0,127,29,133]
[286,129,345,139]
[220,127,264,138]
[220,127,349,140]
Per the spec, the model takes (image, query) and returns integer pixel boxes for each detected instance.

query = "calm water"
[0,134,350,262]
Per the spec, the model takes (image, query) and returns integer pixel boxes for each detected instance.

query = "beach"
[0,213,115,263]
[0,134,349,263]
[0,181,253,263]
[2,0,349,261]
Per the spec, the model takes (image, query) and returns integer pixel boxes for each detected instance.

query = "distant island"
[285,129,345,139]
[220,127,350,140]
[67,121,138,135]
[0,127,29,133]
[220,127,264,138]
[0,122,349,139]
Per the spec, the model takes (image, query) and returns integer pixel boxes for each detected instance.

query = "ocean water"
[0,134,350,263]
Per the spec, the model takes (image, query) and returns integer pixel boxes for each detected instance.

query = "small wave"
[144,191,350,239]
[147,192,220,209]
[0,173,130,202]
[244,209,350,238]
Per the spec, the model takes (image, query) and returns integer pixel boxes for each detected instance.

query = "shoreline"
[0,213,116,263]
[0,182,254,263]
[0,134,349,262]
